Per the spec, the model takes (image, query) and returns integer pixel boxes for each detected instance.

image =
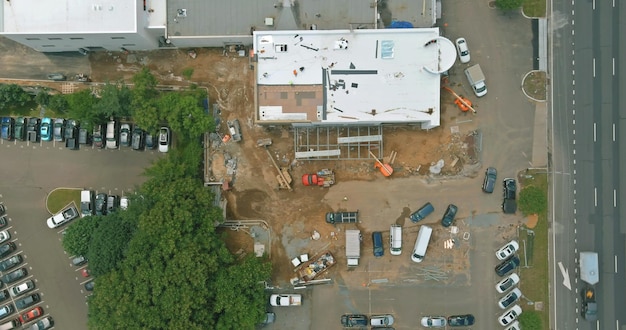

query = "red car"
[19,306,43,323]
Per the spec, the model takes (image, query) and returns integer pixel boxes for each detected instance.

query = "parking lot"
[0,137,161,329]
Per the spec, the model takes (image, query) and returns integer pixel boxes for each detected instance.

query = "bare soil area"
[88,48,485,285]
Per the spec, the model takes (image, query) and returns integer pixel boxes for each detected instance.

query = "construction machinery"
[368,150,393,177]
[442,86,477,114]
[258,138,292,191]
[302,169,335,188]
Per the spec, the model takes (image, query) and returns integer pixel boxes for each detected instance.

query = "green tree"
[66,89,99,128]
[93,82,132,119]
[88,213,136,277]
[0,84,31,109]
[519,185,547,216]
[496,0,523,10]
[48,94,69,113]
[519,311,542,329]
[131,68,161,132]
[34,90,50,107]
[160,93,214,143]
[62,216,101,256]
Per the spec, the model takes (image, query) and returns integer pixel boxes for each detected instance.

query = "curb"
[521,70,547,103]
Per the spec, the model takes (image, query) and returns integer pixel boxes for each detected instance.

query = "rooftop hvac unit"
[265,17,274,26]
[177,9,187,17]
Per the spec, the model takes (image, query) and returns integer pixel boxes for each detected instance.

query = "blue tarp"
[387,21,414,28]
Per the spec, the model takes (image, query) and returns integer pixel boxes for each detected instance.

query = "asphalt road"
[551,0,626,328]
[0,139,161,329]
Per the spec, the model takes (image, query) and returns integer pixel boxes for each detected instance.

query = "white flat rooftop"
[254,29,456,129]
[1,0,136,33]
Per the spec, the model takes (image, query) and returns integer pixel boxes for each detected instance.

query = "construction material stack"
[345,230,361,267]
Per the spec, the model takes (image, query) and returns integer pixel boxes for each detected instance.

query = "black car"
[78,128,91,145]
[0,216,6,229]
[0,290,8,303]
[131,127,144,150]
[93,124,104,149]
[502,178,517,214]
[0,242,16,258]
[145,132,156,149]
[0,205,4,216]
[15,293,39,310]
[106,195,118,213]
[482,167,497,193]
[0,255,22,272]
[1,117,14,140]
[495,255,520,277]
[409,202,434,223]
[14,117,27,141]
[441,204,458,227]
[64,120,78,140]
[341,314,368,328]
[447,314,475,327]
[27,118,40,142]
[84,280,94,291]
[0,268,27,284]
[95,193,107,215]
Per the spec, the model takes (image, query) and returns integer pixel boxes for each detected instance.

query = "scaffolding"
[292,124,384,160]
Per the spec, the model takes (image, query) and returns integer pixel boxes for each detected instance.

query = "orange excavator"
[368,150,393,177]
[442,86,476,114]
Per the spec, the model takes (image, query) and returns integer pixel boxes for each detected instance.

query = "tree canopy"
[0,84,31,109]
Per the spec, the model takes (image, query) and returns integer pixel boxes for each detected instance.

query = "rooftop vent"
[177,9,187,17]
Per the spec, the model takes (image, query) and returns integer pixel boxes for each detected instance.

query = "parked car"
[93,124,104,148]
[120,196,129,210]
[9,279,35,297]
[259,312,275,327]
[64,119,78,140]
[409,202,434,223]
[15,293,39,310]
[0,303,13,320]
[269,294,301,306]
[95,193,107,215]
[28,316,53,330]
[0,242,16,258]
[0,255,22,272]
[420,316,446,328]
[370,314,394,327]
[447,314,475,327]
[1,268,27,284]
[53,118,65,141]
[455,37,471,63]
[145,132,156,149]
[19,306,43,323]
[0,205,4,216]
[482,167,497,193]
[119,123,131,147]
[47,73,66,81]
[158,126,170,153]
[0,216,6,229]
[504,320,521,330]
[0,290,8,303]
[84,280,94,291]
[131,126,144,150]
[14,117,26,141]
[72,255,88,266]
[46,205,79,228]
[441,204,458,227]
[27,118,40,142]
[78,128,90,145]
[40,118,52,141]
[495,255,521,277]
[496,240,519,260]
[0,231,9,244]
[498,288,522,309]
[502,178,518,214]
[0,117,14,140]
[105,120,118,149]
[496,273,520,293]
[372,231,384,257]
[498,305,522,326]
[106,195,118,213]
[341,314,368,328]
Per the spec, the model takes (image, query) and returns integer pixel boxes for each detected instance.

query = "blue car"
[40,117,52,141]
[1,117,14,140]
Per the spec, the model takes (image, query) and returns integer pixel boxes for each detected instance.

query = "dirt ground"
[87,48,484,285]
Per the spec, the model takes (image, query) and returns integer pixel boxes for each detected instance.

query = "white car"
[496,273,520,293]
[498,288,522,309]
[269,294,301,307]
[498,304,522,326]
[9,280,34,297]
[370,314,394,327]
[496,240,519,260]
[0,231,9,244]
[504,320,521,330]
[455,37,471,64]
[120,196,129,210]
[420,316,446,327]
[158,126,170,153]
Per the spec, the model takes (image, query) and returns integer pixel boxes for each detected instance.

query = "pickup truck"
[325,211,358,224]
[46,206,79,229]
[269,294,302,307]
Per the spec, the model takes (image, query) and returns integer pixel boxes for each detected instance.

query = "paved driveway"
[0,139,161,329]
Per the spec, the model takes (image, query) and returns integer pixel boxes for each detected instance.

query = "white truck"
[345,230,361,267]
[580,251,598,321]
[269,294,302,307]
[464,64,487,97]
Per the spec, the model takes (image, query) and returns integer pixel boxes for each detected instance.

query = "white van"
[411,225,433,263]
[389,224,402,255]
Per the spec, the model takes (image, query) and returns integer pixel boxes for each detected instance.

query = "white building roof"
[254,29,455,129]
[1,0,137,33]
